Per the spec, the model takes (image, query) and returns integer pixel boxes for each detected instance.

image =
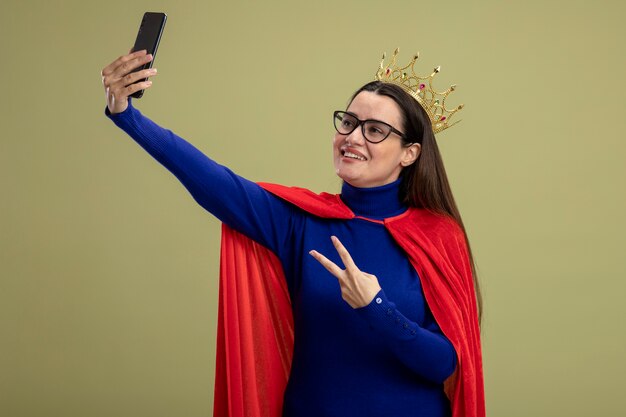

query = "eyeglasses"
[333,111,408,144]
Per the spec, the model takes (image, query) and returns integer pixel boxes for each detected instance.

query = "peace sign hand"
[309,236,382,309]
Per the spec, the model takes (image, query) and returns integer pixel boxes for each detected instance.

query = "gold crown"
[375,48,464,134]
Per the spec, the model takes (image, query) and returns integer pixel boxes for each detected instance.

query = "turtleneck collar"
[340,178,407,220]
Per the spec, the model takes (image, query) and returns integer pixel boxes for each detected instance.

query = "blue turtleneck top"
[106,101,456,417]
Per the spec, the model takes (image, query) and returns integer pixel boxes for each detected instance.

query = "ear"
[400,143,421,167]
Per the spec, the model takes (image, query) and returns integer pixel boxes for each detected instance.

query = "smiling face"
[333,91,421,188]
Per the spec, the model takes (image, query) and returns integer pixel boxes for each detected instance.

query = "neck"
[340,178,406,219]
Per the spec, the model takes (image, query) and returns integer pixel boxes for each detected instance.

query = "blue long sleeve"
[105,101,457,416]
[357,288,457,384]
[105,100,296,255]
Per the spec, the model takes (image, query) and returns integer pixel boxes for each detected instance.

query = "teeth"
[344,151,366,161]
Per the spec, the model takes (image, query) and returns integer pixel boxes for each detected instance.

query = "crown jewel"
[375,48,464,134]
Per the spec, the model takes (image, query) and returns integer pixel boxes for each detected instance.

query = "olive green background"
[1,0,625,416]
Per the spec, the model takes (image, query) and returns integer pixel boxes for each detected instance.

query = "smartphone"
[129,12,167,98]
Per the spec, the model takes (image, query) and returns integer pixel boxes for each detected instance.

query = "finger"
[103,55,153,91]
[110,53,153,81]
[118,67,158,88]
[109,80,153,102]
[102,52,150,89]
[101,49,148,77]
[330,236,359,271]
[309,250,344,278]
[103,54,153,84]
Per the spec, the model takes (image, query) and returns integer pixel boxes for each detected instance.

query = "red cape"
[213,183,485,417]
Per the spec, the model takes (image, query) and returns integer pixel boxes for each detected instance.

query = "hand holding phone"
[129,12,167,98]
[101,51,155,114]
[100,12,166,114]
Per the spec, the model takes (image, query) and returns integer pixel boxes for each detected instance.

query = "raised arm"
[101,50,298,254]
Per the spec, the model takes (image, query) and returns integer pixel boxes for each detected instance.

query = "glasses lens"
[334,112,358,134]
[363,121,392,143]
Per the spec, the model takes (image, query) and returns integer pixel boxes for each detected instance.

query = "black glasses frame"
[333,110,409,143]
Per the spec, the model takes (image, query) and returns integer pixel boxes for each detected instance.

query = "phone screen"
[130,12,167,98]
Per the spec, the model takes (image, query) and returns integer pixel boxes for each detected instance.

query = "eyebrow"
[345,110,394,126]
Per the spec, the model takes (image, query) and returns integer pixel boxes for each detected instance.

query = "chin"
[338,172,398,189]
[337,173,368,188]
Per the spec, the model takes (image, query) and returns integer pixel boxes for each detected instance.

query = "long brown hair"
[348,81,483,326]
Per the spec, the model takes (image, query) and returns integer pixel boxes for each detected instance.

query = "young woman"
[101,49,485,417]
